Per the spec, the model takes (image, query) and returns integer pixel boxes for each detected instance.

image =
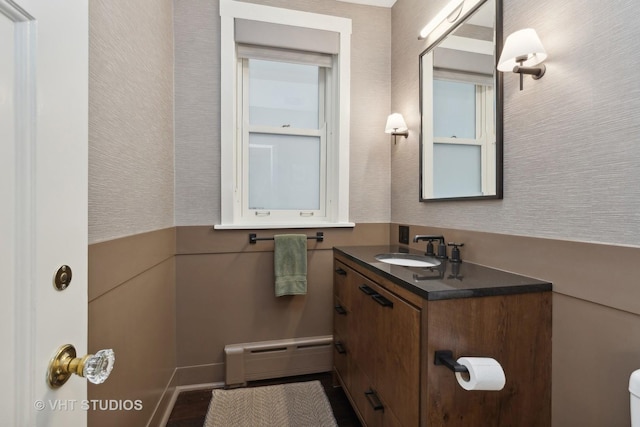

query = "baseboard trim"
[158,381,225,426]
[174,362,226,386]
[146,368,178,427]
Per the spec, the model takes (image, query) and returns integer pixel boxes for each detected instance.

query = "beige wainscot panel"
[89,257,176,427]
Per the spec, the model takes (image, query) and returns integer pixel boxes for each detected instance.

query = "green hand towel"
[274,234,308,297]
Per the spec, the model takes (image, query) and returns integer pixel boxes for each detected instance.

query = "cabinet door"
[349,271,379,378]
[370,282,421,427]
[333,260,421,427]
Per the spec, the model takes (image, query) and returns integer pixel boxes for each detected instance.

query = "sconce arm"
[392,129,409,138]
[513,63,546,79]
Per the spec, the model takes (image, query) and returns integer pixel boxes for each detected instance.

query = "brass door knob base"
[47,344,115,388]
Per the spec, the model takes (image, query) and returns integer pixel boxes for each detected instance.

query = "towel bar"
[249,232,324,244]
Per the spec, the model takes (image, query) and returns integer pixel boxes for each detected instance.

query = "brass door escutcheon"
[54,265,72,291]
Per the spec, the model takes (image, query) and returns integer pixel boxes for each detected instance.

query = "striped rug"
[204,380,338,427]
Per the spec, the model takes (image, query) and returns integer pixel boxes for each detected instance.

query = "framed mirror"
[419,0,502,201]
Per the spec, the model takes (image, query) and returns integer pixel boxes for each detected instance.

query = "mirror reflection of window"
[433,143,482,198]
[434,79,476,139]
[432,78,490,197]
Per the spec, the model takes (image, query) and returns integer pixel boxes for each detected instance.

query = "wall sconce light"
[497,28,547,91]
[385,113,409,143]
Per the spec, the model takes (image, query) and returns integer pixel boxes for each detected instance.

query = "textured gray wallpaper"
[173,0,221,226]
[174,0,392,226]
[391,0,640,247]
[89,0,175,243]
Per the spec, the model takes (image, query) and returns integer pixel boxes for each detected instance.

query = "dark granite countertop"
[334,245,552,301]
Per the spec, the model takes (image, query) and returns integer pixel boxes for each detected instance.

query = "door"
[1,0,89,425]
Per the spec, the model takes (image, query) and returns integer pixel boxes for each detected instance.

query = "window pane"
[433,143,482,198]
[249,59,319,129]
[249,133,320,210]
[433,79,475,139]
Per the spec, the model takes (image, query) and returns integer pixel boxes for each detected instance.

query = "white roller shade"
[237,44,333,68]
[235,18,340,54]
[434,47,494,76]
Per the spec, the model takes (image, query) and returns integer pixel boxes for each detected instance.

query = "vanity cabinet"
[333,248,552,427]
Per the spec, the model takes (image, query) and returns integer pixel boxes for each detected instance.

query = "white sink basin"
[374,253,441,268]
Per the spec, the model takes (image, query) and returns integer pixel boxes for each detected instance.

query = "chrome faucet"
[413,235,447,259]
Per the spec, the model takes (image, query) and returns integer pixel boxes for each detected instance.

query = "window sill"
[213,222,355,230]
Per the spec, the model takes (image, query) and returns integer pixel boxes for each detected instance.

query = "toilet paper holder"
[434,350,469,373]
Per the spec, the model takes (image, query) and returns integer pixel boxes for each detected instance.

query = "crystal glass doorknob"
[47,344,115,388]
[83,348,115,384]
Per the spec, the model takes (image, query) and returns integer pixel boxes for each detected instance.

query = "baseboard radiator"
[224,335,333,387]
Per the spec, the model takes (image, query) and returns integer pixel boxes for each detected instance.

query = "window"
[218,0,353,228]
[242,57,327,220]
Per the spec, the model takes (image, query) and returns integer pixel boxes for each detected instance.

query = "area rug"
[203,380,338,427]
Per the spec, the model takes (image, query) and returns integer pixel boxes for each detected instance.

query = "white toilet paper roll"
[454,357,506,391]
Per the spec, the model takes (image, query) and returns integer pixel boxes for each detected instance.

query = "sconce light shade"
[385,113,408,134]
[385,113,409,143]
[497,28,547,90]
[497,28,547,71]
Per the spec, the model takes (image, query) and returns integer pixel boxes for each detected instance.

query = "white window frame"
[218,0,353,229]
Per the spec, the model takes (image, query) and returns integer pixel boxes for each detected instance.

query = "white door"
[1,0,90,425]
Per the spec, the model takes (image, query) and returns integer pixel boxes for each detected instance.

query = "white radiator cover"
[224,335,333,387]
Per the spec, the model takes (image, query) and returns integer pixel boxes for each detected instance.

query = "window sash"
[244,128,327,218]
[238,57,328,222]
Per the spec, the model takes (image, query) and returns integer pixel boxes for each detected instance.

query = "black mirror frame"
[418,0,504,202]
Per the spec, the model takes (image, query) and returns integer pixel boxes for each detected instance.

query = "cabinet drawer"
[333,297,349,341]
[350,361,402,427]
[333,332,351,390]
[333,260,350,303]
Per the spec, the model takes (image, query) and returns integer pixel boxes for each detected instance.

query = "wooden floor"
[165,372,362,427]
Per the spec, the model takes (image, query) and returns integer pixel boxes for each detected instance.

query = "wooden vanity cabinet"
[333,252,552,427]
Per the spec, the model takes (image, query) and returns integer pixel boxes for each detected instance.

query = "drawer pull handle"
[335,268,347,276]
[359,284,376,295]
[364,389,384,411]
[372,294,394,308]
[334,304,347,315]
[334,342,346,354]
